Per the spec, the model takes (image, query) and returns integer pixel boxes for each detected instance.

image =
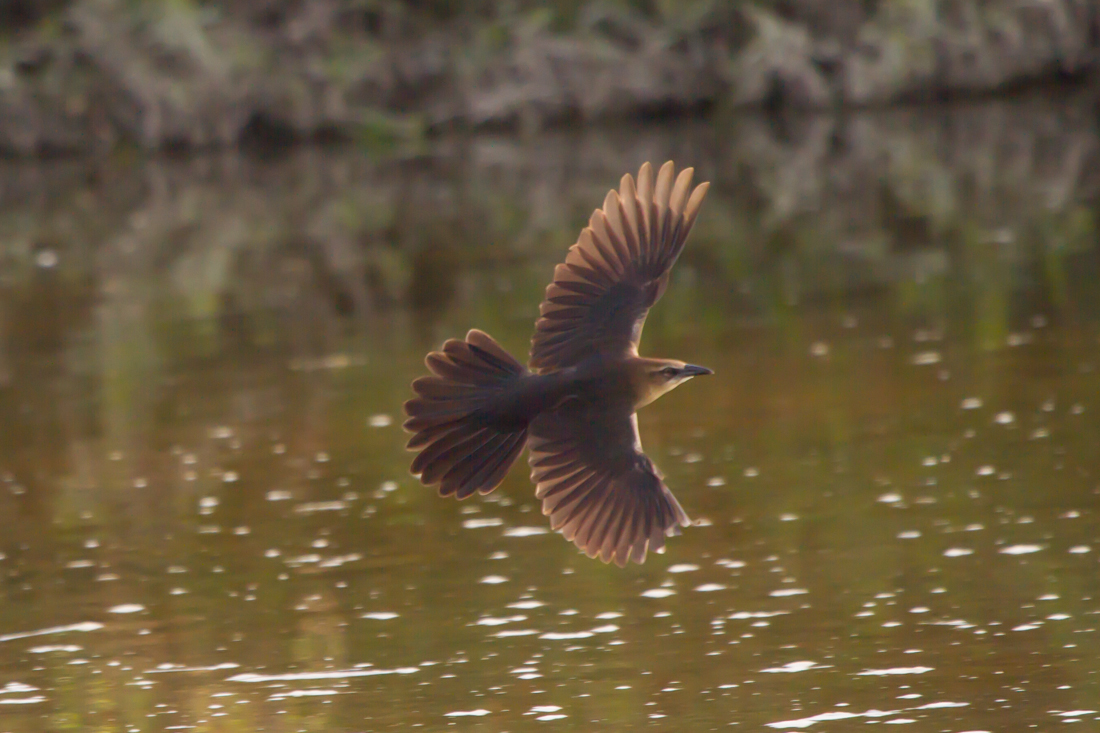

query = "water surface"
[1,93,1100,730]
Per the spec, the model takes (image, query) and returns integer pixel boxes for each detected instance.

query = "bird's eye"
[660,366,678,378]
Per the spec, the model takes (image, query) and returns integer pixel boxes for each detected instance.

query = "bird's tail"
[403,330,529,499]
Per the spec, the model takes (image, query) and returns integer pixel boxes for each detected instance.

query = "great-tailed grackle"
[403,161,711,566]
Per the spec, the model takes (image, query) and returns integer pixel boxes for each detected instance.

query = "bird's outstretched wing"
[527,400,691,566]
[529,161,709,372]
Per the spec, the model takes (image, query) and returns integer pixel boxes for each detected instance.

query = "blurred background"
[2,1,1100,731]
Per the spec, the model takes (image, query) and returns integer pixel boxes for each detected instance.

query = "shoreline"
[1,1,1097,157]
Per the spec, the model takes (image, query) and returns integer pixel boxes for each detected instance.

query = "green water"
[1,94,1099,731]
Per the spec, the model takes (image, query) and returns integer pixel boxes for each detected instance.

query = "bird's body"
[404,161,711,566]
[452,355,697,425]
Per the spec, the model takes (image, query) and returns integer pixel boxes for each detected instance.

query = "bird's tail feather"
[404,330,528,499]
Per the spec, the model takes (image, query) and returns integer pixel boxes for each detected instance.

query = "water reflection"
[0,92,1099,730]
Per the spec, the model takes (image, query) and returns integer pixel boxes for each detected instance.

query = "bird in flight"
[403,161,711,566]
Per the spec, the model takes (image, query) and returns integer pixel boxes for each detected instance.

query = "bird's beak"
[681,364,714,377]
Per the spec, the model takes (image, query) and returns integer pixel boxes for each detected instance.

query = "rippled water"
[1,93,1099,730]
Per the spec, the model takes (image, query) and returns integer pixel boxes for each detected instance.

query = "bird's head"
[633,358,714,408]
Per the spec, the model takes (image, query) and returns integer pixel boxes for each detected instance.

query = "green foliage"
[351,110,425,154]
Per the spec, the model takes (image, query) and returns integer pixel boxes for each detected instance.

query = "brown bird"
[403,161,711,566]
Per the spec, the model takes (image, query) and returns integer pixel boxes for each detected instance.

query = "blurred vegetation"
[0,0,1096,153]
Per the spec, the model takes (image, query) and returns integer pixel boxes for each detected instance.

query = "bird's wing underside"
[529,161,709,373]
[527,400,691,566]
